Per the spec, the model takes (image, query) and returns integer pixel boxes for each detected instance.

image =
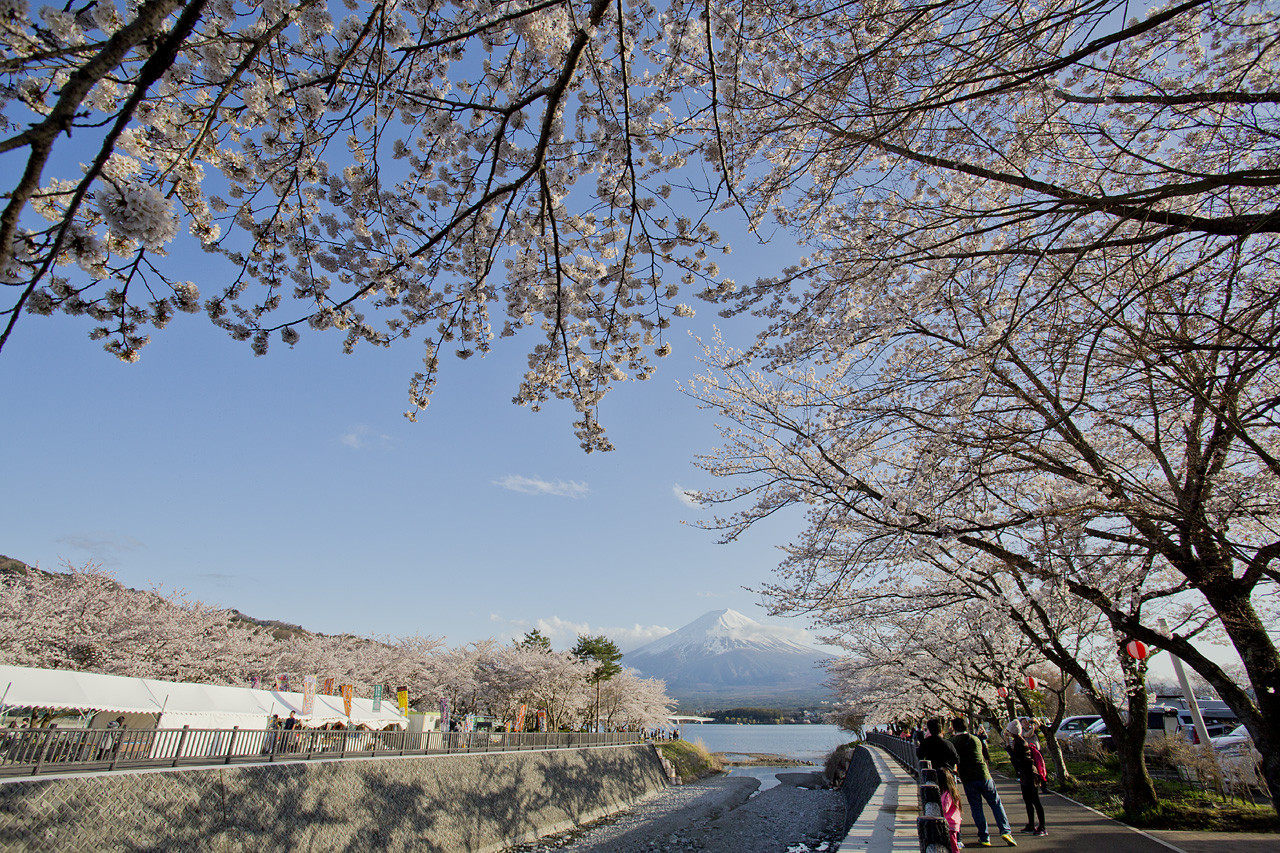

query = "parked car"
[1062,703,1240,751]
[1184,719,1238,744]
[1212,724,1254,756]
[1055,715,1102,740]
[1211,724,1265,790]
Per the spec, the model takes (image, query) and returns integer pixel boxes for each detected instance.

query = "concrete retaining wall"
[839,745,883,834]
[0,744,668,853]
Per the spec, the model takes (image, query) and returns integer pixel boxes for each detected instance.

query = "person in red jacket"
[1009,733,1047,836]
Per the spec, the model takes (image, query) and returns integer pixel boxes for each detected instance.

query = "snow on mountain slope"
[624,609,831,705]
[631,608,822,658]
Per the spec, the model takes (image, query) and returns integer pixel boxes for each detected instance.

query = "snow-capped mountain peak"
[624,609,830,705]
[628,608,823,660]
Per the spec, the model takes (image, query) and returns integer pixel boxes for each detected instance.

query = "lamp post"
[1152,620,1212,749]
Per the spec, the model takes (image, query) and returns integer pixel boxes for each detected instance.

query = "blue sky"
[0,218,826,654]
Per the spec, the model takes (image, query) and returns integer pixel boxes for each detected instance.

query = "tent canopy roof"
[0,665,406,728]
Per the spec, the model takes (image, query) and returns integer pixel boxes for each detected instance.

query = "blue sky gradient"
[0,224,821,654]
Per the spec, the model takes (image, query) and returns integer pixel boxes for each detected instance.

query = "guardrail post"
[917,815,950,853]
[107,730,124,771]
[172,726,190,767]
[32,730,47,776]
[225,727,238,764]
[916,756,950,853]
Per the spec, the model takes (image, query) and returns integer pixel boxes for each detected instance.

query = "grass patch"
[990,744,1278,833]
[656,738,724,784]
[1123,791,1280,833]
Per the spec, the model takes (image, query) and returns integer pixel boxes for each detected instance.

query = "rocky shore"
[504,770,844,853]
[715,751,816,767]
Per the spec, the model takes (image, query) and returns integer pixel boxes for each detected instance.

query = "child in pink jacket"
[938,767,964,852]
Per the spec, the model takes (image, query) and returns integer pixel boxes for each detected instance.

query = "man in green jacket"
[951,717,1016,847]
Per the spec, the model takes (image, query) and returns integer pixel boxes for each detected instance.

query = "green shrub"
[657,738,723,783]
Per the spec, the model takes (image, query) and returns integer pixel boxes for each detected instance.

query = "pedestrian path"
[841,747,1271,853]
[984,774,1182,853]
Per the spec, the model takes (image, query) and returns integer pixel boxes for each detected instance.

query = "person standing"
[950,717,1016,847]
[917,717,960,771]
[938,767,965,853]
[263,714,280,754]
[283,711,299,753]
[1010,733,1048,835]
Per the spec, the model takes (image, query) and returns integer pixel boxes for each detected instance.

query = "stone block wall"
[0,744,668,852]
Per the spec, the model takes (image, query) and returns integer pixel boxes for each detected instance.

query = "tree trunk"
[1113,727,1158,815]
[1106,688,1158,816]
[1042,680,1073,786]
[1043,730,1070,787]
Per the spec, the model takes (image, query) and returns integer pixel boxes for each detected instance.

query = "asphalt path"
[980,775,1279,853]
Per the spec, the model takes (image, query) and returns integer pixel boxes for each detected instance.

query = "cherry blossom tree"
[0,559,674,732]
[703,0,1280,284]
[807,561,1139,793]
[0,560,262,683]
[672,0,1280,809]
[690,278,1277,808]
[477,642,597,729]
[0,0,733,451]
[597,667,673,731]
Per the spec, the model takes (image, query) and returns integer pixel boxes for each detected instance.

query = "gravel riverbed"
[504,771,844,853]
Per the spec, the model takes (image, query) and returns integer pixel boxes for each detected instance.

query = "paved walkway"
[840,745,919,851]
[844,747,1280,853]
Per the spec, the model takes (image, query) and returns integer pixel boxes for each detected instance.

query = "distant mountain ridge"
[624,608,831,708]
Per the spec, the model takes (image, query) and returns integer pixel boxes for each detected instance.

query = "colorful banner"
[439,697,450,733]
[276,673,289,692]
[536,710,548,732]
[397,687,409,715]
[302,676,317,715]
[322,677,335,696]
[513,704,528,734]
[372,684,383,712]
[340,684,354,718]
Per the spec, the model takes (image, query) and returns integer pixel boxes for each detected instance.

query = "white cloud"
[494,475,590,498]
[672,484,701,508]
[341,424,394,450]
[489,614,672,653]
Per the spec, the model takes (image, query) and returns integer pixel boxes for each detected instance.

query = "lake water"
[675,722,850,762]
[672,723,851,791]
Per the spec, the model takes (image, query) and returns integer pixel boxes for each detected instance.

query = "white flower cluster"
[96,182,179,251]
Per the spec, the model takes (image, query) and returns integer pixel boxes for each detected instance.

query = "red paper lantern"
[1126,640,1149,660]
[1026,676,1038,690]
[996,686,1008,698]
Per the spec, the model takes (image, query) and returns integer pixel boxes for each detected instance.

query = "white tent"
[0,665,406,730]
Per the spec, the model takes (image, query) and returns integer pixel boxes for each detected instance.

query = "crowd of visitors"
[890,715,1051,850]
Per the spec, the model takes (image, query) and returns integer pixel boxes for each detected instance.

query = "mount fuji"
[624,609,831,708]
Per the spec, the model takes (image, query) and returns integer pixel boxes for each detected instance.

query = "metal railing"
[866,731,921,775]
[0,725,644,778]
